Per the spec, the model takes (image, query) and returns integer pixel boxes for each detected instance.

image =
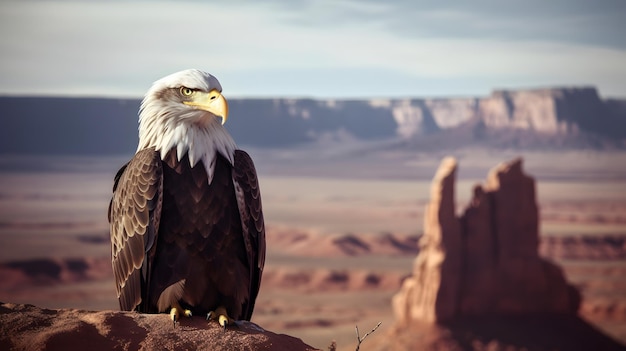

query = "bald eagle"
[108,69,265,328]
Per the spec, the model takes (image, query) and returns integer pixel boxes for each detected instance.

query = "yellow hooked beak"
[183,89,229,125]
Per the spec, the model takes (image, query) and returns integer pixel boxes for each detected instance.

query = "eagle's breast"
[150,149,250,317]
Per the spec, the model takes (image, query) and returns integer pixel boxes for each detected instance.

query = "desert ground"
[0,148,625,350]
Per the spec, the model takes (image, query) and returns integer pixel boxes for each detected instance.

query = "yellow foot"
[206,306,234,330]
[169,302,193,326]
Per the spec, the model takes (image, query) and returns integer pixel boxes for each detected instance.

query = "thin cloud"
[0,0,625,98]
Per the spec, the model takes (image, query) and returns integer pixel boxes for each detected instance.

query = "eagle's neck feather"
[137,108,236,184]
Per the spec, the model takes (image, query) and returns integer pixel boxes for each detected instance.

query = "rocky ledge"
[0,302,318,351]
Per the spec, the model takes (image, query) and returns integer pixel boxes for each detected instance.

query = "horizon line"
[1,85,624,101]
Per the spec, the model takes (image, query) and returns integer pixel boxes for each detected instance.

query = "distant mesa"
[0,257,111,287]
[331,234,371,255]
[266,226,421,258]
[393,87,626,149]
[1,86,625,155]
[540,235,626,260]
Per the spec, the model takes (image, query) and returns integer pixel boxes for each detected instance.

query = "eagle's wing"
[232,150,266,320]
[108,148,163,311]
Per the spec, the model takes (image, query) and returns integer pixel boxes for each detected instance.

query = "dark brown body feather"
[108,147,265,321]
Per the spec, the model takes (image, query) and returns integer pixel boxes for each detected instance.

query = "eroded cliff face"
[393,87,619,139]
[1,87,624,155]
[479,90,565,132]
[271,87,624,143]
[392,157,580,325]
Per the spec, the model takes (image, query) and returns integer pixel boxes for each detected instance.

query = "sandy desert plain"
[0,147,625,350]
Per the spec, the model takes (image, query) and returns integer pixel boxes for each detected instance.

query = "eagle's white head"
[137,69,237,182]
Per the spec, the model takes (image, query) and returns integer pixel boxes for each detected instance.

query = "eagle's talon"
[170,307,179,327]
[206,306,234,330]
[169,303,192,327]
[219,314,230,331]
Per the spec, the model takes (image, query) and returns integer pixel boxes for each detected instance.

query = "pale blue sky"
[1,0,625,98]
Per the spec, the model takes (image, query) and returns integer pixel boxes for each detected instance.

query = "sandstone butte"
[385,157,625,351]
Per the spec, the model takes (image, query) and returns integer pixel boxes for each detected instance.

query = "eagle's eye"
[180,87,194,96]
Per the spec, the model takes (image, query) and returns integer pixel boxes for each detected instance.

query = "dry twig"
[355,322,382,351]
[327,340,337,351]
